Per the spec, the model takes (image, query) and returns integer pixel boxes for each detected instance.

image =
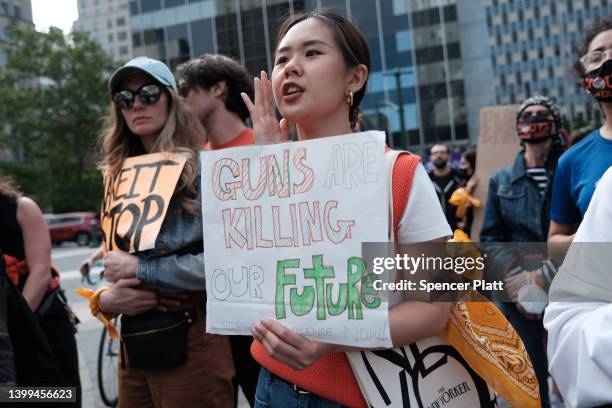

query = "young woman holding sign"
[86,57,234,407]
[240,11,453,407]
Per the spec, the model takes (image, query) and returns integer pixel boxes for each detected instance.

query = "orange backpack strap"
[2,254,60,290]
[391,152,421,240]
[3,254,28,286]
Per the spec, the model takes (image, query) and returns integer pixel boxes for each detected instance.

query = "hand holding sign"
[103,251,138,283]
[252,318,337,370]
[241,71,289,144]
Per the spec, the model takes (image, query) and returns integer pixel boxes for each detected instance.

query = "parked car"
[45,212,101,246]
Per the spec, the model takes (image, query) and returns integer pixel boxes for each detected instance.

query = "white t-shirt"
[396,163,453,244]
[544,166,612,407]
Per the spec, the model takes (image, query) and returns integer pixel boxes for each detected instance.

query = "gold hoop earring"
[346,90,354,107]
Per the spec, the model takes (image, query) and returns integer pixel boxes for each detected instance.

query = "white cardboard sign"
[200,131,392,347]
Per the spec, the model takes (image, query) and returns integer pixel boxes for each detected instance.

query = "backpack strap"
[3,254,28,286]
[389,151,421,241]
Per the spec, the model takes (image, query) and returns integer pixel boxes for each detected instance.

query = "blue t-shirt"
[550,129,612,224]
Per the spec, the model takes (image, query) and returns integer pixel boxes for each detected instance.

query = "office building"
[128,0,495,148]
[485,0,610,123]
[0,0,33,65]
[74,0,133,60]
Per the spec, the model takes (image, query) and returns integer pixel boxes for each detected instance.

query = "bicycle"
[81,261,119,407]
[97,318,119,407]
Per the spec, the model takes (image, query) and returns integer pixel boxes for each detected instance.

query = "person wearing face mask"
[548,17,612,262]
[480,95,565,408]
[428,144,461,231]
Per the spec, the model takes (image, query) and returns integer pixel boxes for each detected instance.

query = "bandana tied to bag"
[444,232,540,407]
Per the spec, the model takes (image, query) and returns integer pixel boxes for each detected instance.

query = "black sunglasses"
[112,84,162,110]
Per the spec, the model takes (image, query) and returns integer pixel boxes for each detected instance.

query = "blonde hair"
[99,86,205,214]
[0,177,21,199]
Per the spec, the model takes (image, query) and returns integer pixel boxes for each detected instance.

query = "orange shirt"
[204,128,254,150]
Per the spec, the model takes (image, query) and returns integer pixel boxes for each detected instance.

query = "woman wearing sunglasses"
[92,57,234,407]
[241,11,452,407]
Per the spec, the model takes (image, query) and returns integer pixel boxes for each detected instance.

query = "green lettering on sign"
[276,258,299,319]
[347,257,365,319]
[303,255,335,320]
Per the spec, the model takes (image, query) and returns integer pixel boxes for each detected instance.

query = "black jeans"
[38,293,81,407]
[231,335,261,407]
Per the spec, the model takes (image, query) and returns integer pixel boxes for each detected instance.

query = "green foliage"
[0,26,118,212]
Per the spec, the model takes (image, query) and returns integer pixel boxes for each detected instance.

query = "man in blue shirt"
[550,130,612,225]
[548,17,612,252]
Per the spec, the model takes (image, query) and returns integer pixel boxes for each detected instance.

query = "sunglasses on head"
[112,83,162,110]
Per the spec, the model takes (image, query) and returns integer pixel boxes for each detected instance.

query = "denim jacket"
[480,148,562,278]
[136,177,205,291]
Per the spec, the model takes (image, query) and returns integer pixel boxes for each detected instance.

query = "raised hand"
[241,71,289,144]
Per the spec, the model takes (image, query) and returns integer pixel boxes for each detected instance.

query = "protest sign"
[200,131,392,347]
[100,152,187,253]
[471,106,521,241]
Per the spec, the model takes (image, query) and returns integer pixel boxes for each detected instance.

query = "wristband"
[74,287,119,339]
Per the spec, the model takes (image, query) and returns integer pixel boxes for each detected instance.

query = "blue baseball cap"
[108,56,177,93]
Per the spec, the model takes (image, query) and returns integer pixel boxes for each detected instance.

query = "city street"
[52,244,248,407]
[52,244,109,408]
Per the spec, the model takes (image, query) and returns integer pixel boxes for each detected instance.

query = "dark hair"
[462,150,476,172]
[574,16,612,77]
[275,10,371,129]
[175,54,254,121]
[430,143,449,154]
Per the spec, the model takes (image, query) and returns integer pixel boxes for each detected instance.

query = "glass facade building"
[485,0,610,124]
[0,0,33,65]
[128,0,493,148]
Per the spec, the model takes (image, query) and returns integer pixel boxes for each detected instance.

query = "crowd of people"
[1,9,612,408]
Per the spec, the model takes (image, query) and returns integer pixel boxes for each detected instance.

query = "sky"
[31,0,78,34]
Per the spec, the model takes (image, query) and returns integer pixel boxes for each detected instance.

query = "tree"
[0,26,118,212]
